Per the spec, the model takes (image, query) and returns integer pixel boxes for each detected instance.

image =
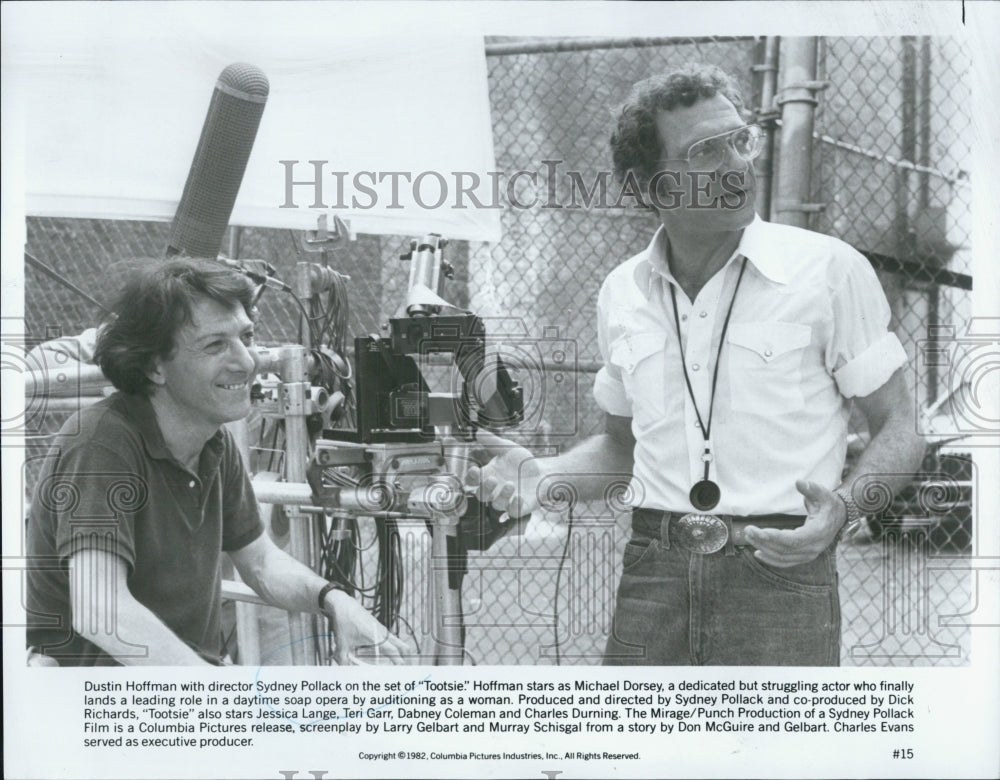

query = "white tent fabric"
[3,8,501,242]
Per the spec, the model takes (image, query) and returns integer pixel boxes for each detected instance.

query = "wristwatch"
[833,486,862,527]
[317,581,349,611]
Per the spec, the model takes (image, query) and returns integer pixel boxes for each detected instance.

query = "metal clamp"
[753,105,781,124]
[280,382,308,416]
[775,80,830,109]
[302,214,352,251]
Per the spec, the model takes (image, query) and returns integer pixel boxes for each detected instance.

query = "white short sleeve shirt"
[594,216,907,515]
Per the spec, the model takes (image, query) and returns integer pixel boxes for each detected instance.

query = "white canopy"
[3,5,501,242]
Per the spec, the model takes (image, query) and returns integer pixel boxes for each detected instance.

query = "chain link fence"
[21,35,974,667]
[810,36,974,667]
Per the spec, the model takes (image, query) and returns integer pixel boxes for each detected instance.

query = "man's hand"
[464,430,541,520]
[324,590,413,665]
[230,533,414,664]
[743,480,847,567]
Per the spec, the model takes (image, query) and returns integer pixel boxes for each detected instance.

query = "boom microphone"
[166,63,270,258]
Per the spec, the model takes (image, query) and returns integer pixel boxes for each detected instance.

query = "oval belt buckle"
[674,513,729,554]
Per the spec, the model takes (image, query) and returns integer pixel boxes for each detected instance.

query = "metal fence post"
[773,37,824,228]
[752,36,780,220]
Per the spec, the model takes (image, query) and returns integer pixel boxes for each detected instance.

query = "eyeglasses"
[660,124,764,171]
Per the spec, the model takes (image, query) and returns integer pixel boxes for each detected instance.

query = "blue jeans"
[603,513,841,665]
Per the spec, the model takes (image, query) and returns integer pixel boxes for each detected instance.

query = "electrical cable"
[288,287,325,344]
[219,615,239,662]
[264,419,283,474]
[24,251,113,315]
[553,505,575,666]
[395,614,421,655]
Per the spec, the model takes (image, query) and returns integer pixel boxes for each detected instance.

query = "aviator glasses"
[661,124,764,172]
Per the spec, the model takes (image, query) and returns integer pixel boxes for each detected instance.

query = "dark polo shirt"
[26,393,263,665]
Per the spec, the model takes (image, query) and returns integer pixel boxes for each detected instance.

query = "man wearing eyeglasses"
[470,64,924,665]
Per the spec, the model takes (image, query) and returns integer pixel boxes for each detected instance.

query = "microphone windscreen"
[166,63,269,258]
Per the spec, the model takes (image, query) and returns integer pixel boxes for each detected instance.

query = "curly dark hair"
[610,64,749,189]
[94,256,256,395]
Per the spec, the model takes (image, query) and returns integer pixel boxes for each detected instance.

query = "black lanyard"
[668,256,748,510]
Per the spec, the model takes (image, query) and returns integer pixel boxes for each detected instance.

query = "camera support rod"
[279,344,318,665]
[430,397,472,665]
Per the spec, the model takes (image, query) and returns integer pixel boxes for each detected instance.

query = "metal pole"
[25,362,109,398]
[773,37,823,229]
[918,38,932,211]
[919,36,939,406]
[484,36,754,57]
[754,37,780,220]
[280,345,316,665]
[897,37,918,260]
[895,37,920,411]
[295,263,312,352]
[226,418,262,666]
[288,264,320,663]
[431,436,470,665]
[228,226,243,260]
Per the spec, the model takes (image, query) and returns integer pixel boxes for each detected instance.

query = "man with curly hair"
[26,257,411,666]
[471,64,924,665]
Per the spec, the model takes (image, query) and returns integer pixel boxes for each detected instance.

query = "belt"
[632,508,806,555]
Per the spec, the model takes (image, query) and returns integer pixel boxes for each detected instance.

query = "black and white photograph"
[3,2,998,779]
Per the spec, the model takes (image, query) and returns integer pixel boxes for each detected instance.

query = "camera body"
[478,319,579,441]
[328,312,524,444]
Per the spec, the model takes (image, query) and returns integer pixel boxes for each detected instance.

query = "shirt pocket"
[726,322,812,415]
[609,331,667,430]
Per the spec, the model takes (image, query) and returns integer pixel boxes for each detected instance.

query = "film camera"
[310,234,528,565]
[324,234,524,444]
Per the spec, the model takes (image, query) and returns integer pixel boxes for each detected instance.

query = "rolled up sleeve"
[834,331,907,398]
[594,365,632,416]
[828,249,908,398]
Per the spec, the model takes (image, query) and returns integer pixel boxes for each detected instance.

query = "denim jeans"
[603,513,841,666]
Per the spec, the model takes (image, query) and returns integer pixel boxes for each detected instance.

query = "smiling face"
[147,296,256,438]
[653,93,758,232]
